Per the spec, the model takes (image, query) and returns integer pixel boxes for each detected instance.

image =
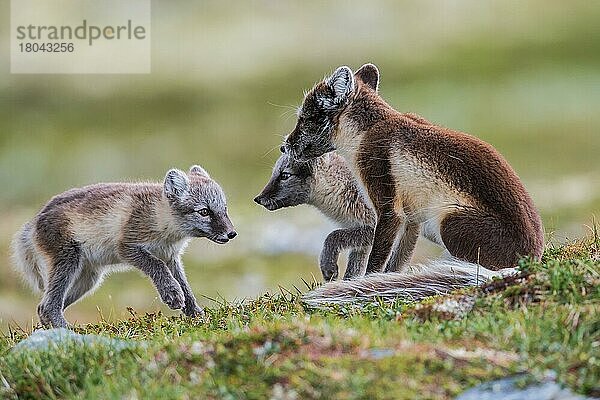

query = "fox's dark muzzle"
[210,212,237,244]
[253,193,280,211]
[212,230,236,244]
[254,186,275,207]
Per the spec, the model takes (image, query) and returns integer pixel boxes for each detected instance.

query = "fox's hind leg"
[440,210,523,269]
[63,267,102,310]
[37,241,82,328]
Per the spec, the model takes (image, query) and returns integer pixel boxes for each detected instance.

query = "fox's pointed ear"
[326,66,355,99]
[355,63,379,92]
[189,165,210,179]
[164,169,189,199]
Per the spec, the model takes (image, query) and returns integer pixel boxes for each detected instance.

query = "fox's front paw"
[160,284,185,310]
[320,261,339,282]
[183,303,204,318]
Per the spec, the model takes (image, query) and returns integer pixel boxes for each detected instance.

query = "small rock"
[457,372,591,400]
[365,348,396,360]
[11,328,135,352]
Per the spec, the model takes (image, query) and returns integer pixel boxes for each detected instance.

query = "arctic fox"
[255,150,375,280]
[11,166,237,327]
[285,64,542,304]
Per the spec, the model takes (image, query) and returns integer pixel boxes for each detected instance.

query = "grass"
[0,236,598,400]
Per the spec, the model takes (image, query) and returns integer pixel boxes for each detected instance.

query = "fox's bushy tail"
[302,259,515,307]
[10,221,44,293]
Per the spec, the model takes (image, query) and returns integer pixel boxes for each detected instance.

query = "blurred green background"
[1,1,599,329]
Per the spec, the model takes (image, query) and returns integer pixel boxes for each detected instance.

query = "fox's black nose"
[227,231,237,239]
[253,196,262,205]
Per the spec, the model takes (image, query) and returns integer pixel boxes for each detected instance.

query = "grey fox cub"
[11,166,237,328]
[285,64,543,304]
[254,144,440,281]
[254,150,375,280]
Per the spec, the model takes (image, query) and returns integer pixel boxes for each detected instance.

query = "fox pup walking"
[285,64,543,279]
[11,166,237,328]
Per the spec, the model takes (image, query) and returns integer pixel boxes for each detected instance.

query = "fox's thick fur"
[303,259,515,307]
[11,166,236,328]
[11,221,44,292]
[286,63,543,304]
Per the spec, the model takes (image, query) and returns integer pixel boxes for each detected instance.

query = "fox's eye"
[197,208,210,217]
[280,172,291,181]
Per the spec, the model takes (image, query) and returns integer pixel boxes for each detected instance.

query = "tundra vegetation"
[0,236,598,399]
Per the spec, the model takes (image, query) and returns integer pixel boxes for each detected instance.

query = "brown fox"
[285,64,544,303]
[11,166,237,327]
